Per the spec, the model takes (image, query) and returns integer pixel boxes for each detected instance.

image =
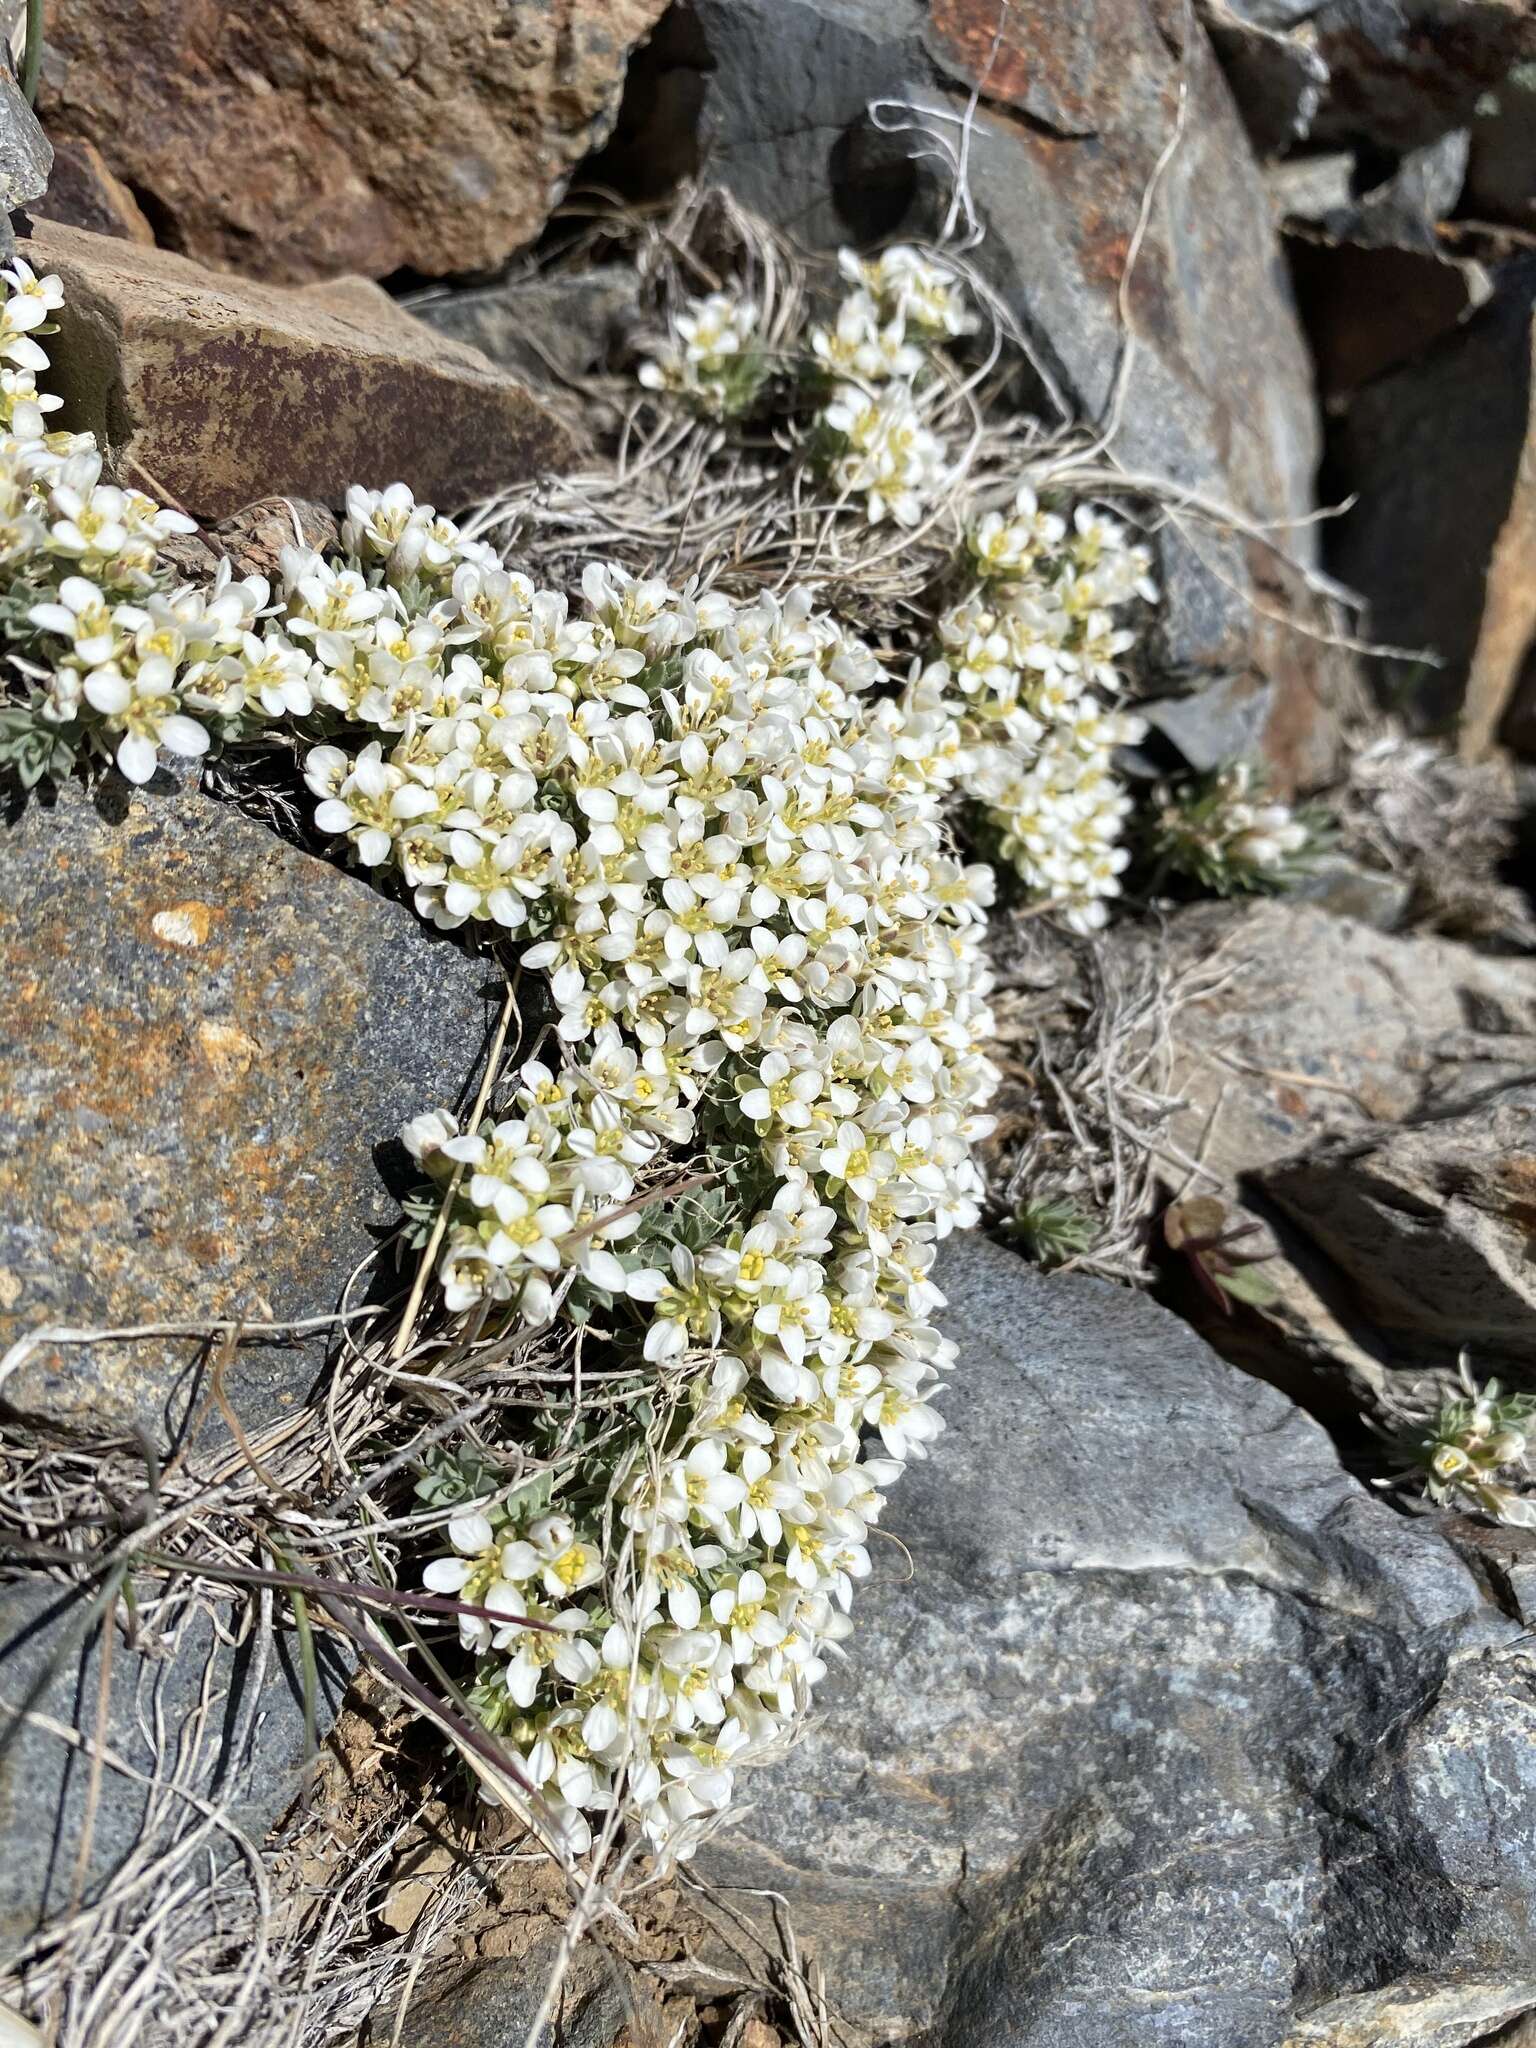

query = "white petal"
[160,714,209,758]
[116,732,158,783]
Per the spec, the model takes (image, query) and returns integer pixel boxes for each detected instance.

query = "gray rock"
[1137,669,1343,786]
[1285,1976,1536,2048]
[1266,149,1358,221]
[1200,4,1329,154]
[1210,0,1536,155]
[407,268,641,393]
[1329,263,1536,736]
[0,775,498,1436]
[0,60,50,250]
[1445,1516,1536,1630]
[408,1929,653,2048]
[1260,1078,1536,1379]
[0,1571,351,1960]
[1310,0,1536,155]
[1316,129,1471,253]
[601,0,1346,780]
[1289,850,1414,928]
[1157,901,1536,1393]
[1165,899,1536,1150]
[701,1232,1534,2046]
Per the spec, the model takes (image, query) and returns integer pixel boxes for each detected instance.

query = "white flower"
[822,381,948,528]
[83,656,209,783]
[660,1440,748,1532]
[838,245,974,338]
[809,290,922,383]
[29,574,131,666]
[639,290,761,411]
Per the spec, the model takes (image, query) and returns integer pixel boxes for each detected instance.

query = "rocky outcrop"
[1262,1079,1536,1378]
[35,0,670,284]
[596,0,1347,789]
[702,1231,1536,2048]
[0,775,495,1436]
[1206,0,1536,155]
[1155,900,1536,1395]
[19,221,580,521]
[30,134,154,244]
[1330,264,1536,754]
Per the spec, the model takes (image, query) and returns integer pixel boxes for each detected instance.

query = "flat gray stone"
[0,775,497,1437]
[1261,1077,1536,1380]
[701,1232,1532,2047]
[408,268,640,392]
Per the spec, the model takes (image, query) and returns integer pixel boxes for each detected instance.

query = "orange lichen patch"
[42,1000,196,1133]
[927,0,1046,112]
[1087,225,1135,294]
[195,1019,261,1083]
[183,1230,238,1268]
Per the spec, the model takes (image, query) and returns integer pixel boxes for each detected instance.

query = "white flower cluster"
[638,290,763,416]
[286,505,1000,1854]
[811,246,971,528]
[0,248,1161,1867]
[0,261,254,785]
[1149,757,1317,895]
[641,253,1157,926]
[0,261,376,794]
[0,257,995,1867]
[1410,1370,1536,1529]
[929,491,1157,933]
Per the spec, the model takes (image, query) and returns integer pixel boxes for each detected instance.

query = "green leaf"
[1216,1266,1280,1309]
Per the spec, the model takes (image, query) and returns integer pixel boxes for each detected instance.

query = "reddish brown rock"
[31,133,153,243]
[20,221,579,520]
[36,0,669,283]
[211,497,342,582]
